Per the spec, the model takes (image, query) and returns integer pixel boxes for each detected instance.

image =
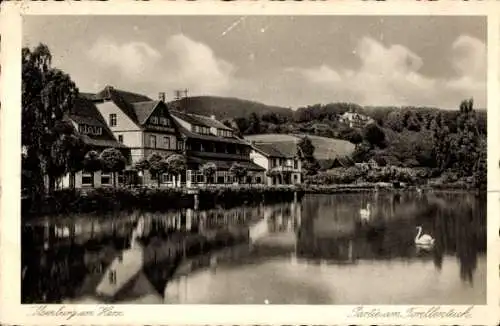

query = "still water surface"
[23,191,486,305]
[163,192,486,305]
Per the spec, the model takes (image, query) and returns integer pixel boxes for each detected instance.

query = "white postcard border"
[1,1,499,325]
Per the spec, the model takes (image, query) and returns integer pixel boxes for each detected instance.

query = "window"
[163,136,170,149]
[150,116,158,124]
[109,114,117,127]
[294,174,298,182]
[82,172,93,186]
[177,140,184,151]
[256,176,262,184]
[101,173,111,185]
[149,135,157,148]
[118,135,123,143]
[162,174,173,183]
[294,160,298,169]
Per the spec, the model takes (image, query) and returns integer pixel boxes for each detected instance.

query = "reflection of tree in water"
[297,193,486,280]
[428,193,486,284]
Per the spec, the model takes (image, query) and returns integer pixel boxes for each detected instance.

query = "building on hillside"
[59,95,130,189]
[170,110,266,187]
[249,142,302,186]
[338,109,374,129]
[91,85,264,187]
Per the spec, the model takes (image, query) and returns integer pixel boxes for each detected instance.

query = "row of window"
[270,158,299,169]
[147,135,184,150]
[78,124,103,136]
[82,172,111,186]
[193,125,211,135]
[217,129,233,138]
[109,113,172,127]
[150,116,171,127]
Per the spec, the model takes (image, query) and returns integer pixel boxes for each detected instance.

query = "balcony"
[186,150,249,161]
[270,165,296,172]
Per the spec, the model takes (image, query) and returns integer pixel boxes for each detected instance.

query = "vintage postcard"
[1,0,499,325]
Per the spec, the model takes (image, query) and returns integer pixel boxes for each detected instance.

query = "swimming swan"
[360,203,371,221]
[415,226,435,246]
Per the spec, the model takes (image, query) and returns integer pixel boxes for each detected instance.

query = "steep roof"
[131,101,161,125]
[252,142,299,159]
[176,122,248,145]
[94,86,153,125]
[67,96,125,149]
[169,111,247,145]
[170,110,232,131]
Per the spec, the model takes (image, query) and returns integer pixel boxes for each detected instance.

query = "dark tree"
[83,150,102,188]
[148,153,168,187]
[166,154,187,188]
[100,148,127,187]
[229,162,248,184]
[22,44,79,200]
[297,136,315,160]
[134,158,151,186]
[363,123,386,148]
[200,162,217,184]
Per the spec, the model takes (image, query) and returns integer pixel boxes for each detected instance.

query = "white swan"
[360,203,371,222]
[415,226,435,246]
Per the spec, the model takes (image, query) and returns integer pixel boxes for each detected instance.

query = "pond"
[21,191,486,305]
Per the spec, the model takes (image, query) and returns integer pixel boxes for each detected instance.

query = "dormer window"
[78,124,103,136]
[150,116,158,124]
[193,125,210,135]
[217,129,233,137]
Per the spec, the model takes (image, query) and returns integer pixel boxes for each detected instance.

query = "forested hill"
[168,96,293,120]
[169,96,486,137]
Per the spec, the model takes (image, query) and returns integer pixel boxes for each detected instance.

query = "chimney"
[158,92,166,102]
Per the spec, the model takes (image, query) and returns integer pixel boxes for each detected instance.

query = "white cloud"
[88,38,161,79]
[161,34,235,94]
[287,35,486,108]
[87,34,235,96]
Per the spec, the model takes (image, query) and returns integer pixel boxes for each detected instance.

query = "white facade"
[250,149,302,186]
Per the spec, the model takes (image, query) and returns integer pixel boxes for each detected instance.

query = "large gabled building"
[89,85,264,187]
[93,86,182,163]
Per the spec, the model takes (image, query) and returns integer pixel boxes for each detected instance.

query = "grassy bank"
[22,185,304,219]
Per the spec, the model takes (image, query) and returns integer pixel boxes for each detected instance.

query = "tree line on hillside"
[225,100,486,189]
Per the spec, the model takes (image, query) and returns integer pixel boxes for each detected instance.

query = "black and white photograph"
[17,12,489,308]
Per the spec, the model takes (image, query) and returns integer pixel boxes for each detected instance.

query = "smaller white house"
[249,142,302,186]
[338,111,374,129]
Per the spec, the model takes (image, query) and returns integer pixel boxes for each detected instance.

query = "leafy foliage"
[99,148,126,187]
[83,150,101,187]
[166,154,187,176]
[148,152,168,187]
[22,44,79,198]
[200,162,217,182]
[229,162,248,183]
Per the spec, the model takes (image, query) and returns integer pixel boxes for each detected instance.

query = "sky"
[23,15,486,109]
